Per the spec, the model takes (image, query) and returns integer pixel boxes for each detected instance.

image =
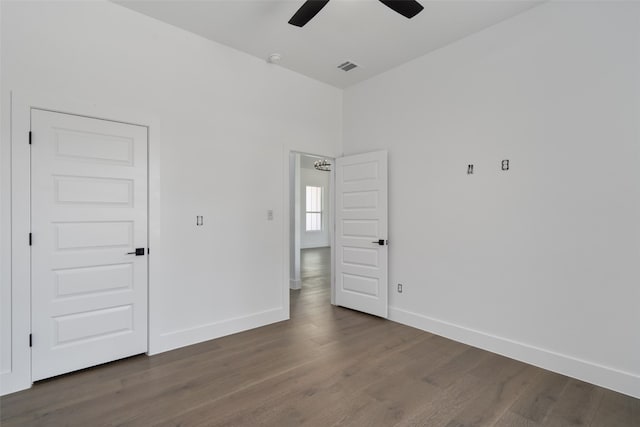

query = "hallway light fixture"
[314,159,331,171]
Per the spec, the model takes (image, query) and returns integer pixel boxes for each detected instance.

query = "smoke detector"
[267,53,282,64]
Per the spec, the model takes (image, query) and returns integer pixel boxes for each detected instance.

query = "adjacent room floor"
[1,247,638,426]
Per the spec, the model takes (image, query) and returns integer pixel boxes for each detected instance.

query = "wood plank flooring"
[1,247,638,426]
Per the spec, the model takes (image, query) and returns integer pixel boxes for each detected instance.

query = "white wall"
[343,1,640,398]
[300,166,330,249]
[0,0,341,394]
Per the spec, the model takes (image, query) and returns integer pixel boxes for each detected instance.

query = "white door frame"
[283,149,336,312]
[3,90,161,396]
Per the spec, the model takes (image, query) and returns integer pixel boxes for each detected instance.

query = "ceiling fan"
[288,0,424,27]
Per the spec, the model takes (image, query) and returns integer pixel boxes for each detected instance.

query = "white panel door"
[335,150,388,318]
[31,109,148,381]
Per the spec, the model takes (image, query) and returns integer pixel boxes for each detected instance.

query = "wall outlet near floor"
[397,283,403,293]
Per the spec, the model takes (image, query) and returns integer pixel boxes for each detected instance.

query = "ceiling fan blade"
[288,0,330,27]
[378,0,424,19]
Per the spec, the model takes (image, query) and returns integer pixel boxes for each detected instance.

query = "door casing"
[284,149,337,311]
[4,90,160,396]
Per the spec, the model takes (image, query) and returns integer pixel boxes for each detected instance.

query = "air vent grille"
[337,61,359,72]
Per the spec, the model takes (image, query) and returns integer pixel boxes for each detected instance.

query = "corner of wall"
[337,88,345,158]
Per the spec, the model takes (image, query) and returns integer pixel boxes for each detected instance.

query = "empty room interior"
[1,0,639,425]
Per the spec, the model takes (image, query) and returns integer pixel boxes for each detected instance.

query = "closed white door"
[335,150,388,318]
[31,109,148,381]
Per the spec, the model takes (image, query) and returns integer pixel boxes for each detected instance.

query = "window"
[305,186,323,231]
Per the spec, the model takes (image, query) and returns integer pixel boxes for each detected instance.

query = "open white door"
[335,150,388,318]
[31,109,148,381]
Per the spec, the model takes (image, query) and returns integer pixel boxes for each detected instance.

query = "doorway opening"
[289,152,334,315]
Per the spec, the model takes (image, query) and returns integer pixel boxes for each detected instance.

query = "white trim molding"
[289,279,302,290]
[389,306,640,399]
[152,307,287,355]
[282,148,336,308]
[2,92,32,396]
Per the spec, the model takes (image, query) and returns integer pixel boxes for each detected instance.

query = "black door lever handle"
[127,248,145,256]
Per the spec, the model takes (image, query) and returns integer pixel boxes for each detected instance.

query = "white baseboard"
[150,307,287,355]
[1,369,32,396]
[388,306,640,399]
[290,279,302,289]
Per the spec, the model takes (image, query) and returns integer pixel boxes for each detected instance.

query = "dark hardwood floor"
[1,247,638,426]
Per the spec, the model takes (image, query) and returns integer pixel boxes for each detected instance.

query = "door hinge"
[29,131,32,145]
[29,334,32,347]
[29,233,32,246]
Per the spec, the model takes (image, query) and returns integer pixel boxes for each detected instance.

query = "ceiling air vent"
[337,61,359,72]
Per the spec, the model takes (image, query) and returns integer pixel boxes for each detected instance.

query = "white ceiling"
[115,0,542,88]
